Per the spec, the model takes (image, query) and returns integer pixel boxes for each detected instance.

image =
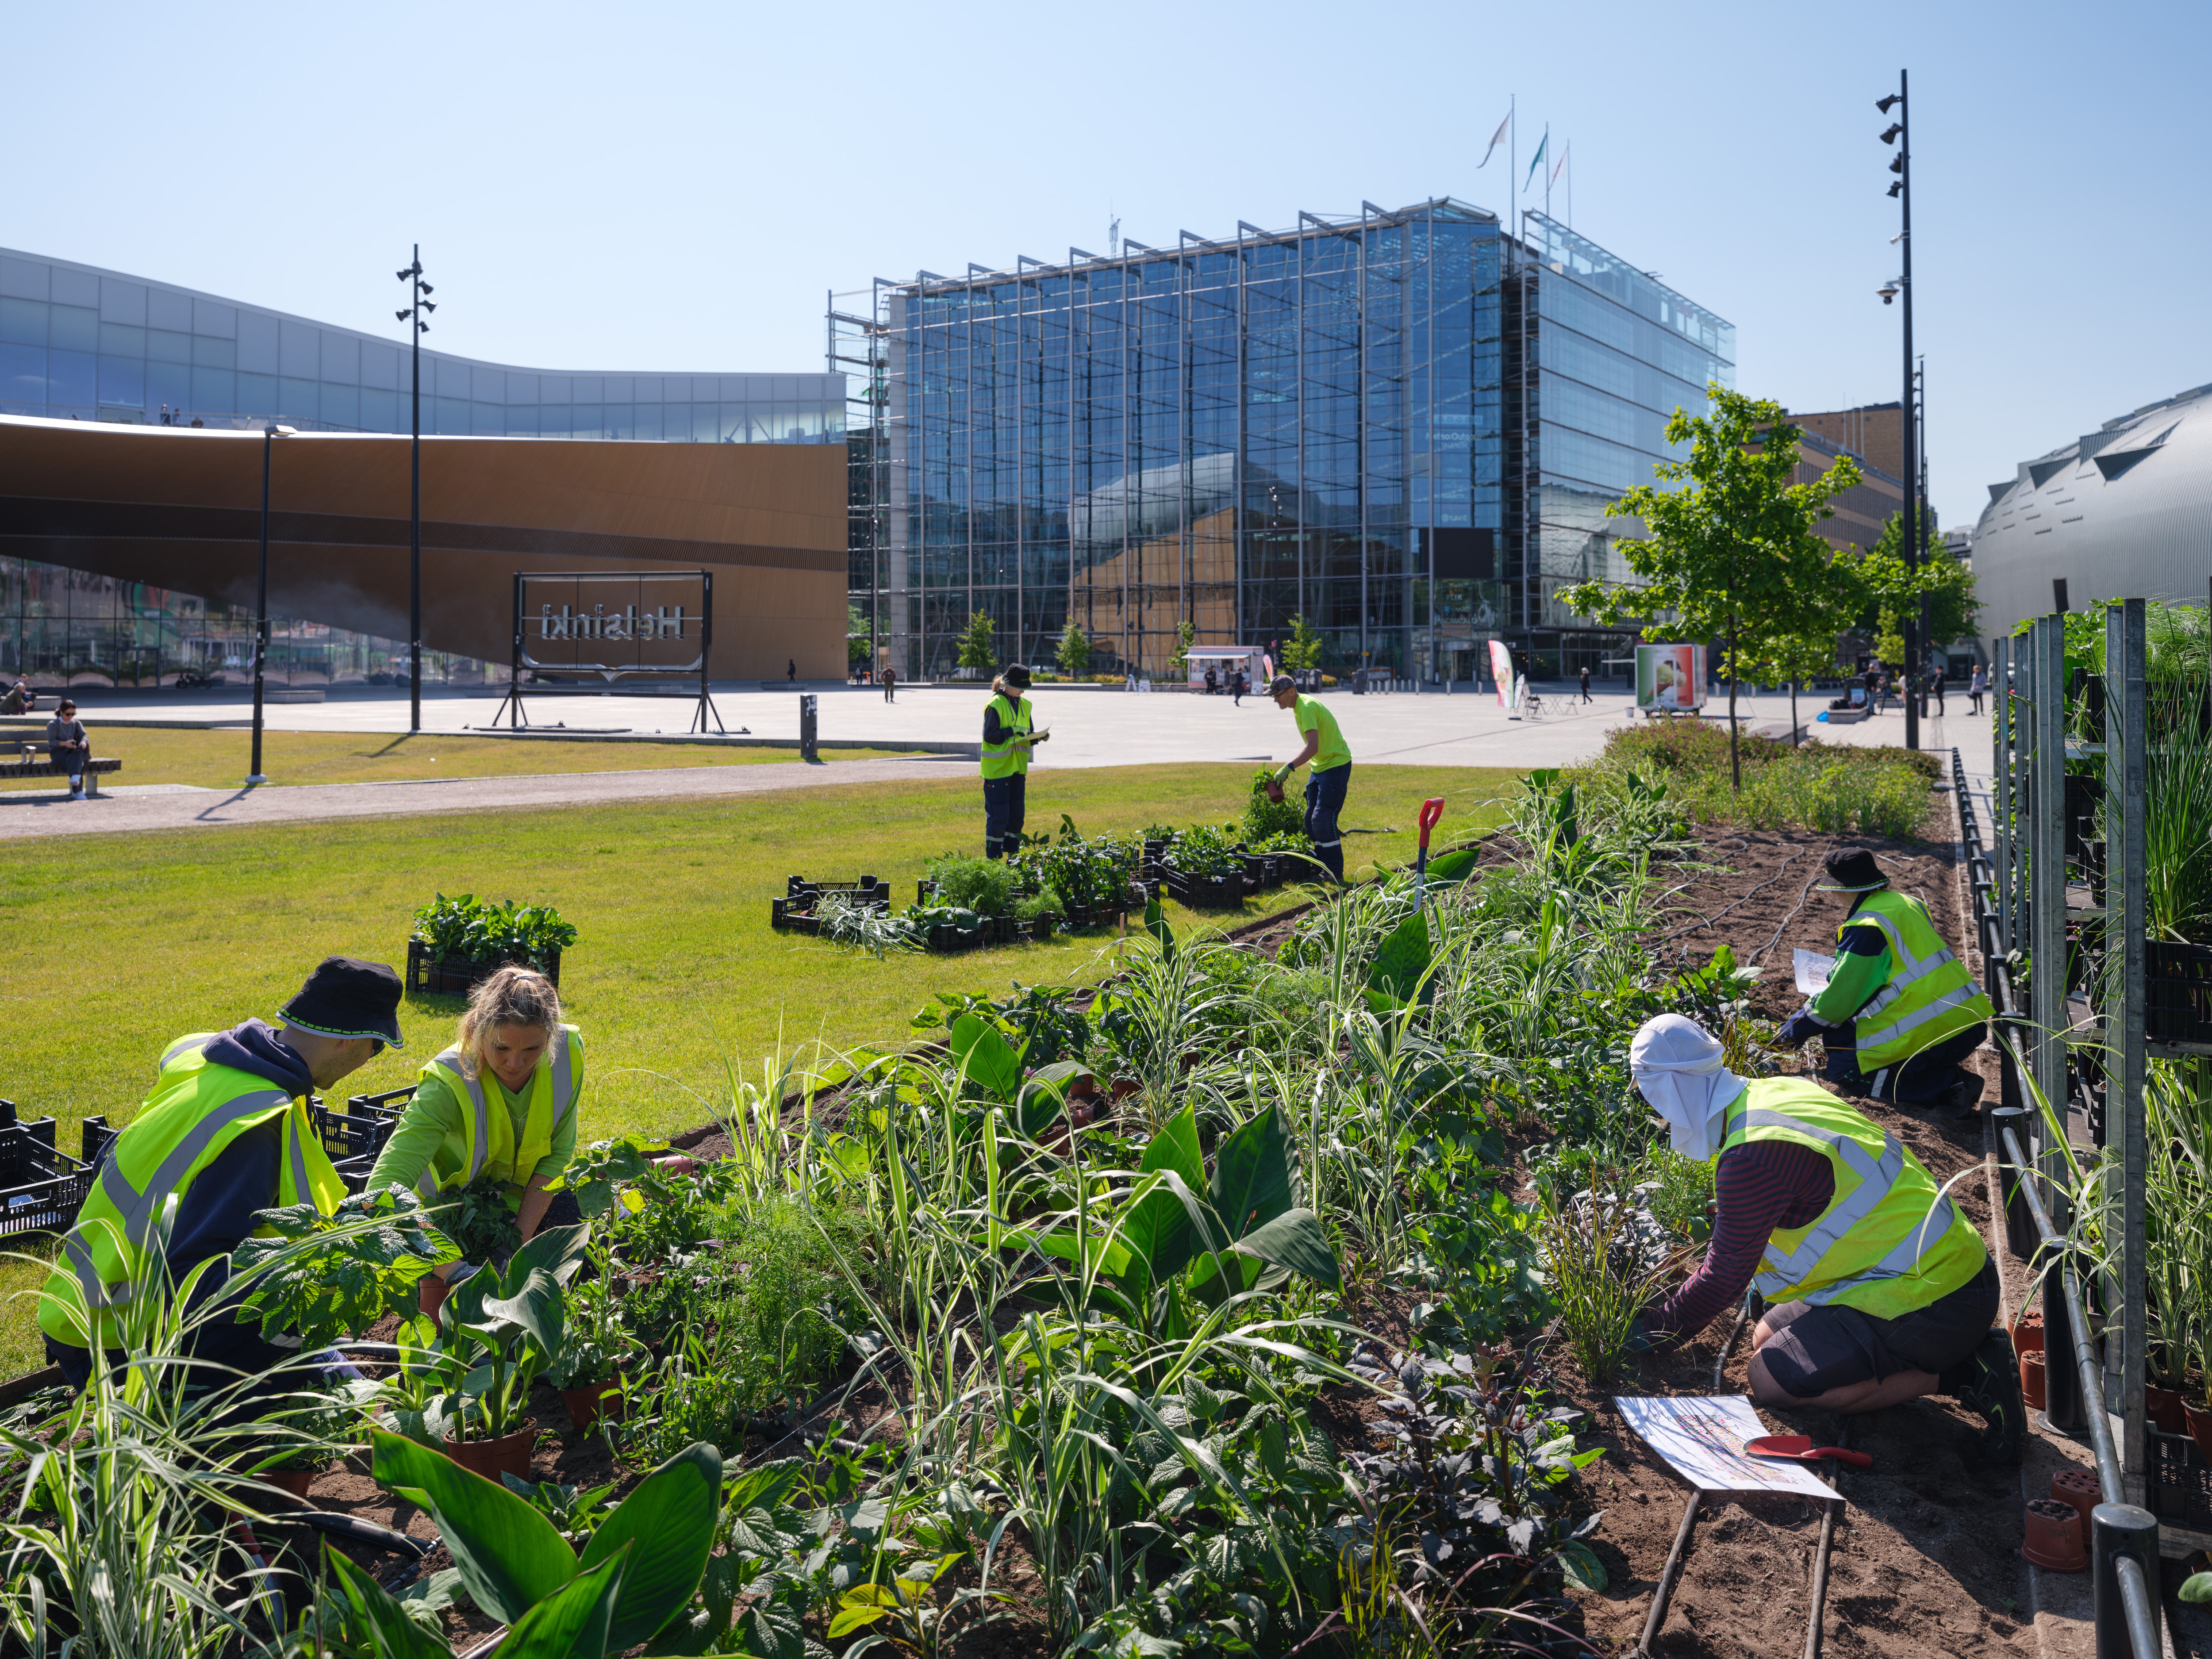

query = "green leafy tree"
[1281,614,1325,672]
[1170,619,1197,678]
[846,603,872,667]
[1739,628,1843,748]
[1856,505,1980,661]
[955,609,998,673]
[1055,619,1091,678]
[1559,387,1863,790]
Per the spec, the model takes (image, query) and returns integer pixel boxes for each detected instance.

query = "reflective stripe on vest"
[1840,892,1993,1067]
[1720,1076,1983,1321]
[417,1026,581,1199]
[979,694,1032,781]
[40,1038,344,1344]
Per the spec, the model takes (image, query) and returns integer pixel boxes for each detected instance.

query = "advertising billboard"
[1636,643,1707,712]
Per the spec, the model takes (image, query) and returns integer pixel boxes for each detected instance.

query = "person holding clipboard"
[980,664,1048,859]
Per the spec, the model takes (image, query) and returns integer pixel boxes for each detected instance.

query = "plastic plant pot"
[2146,1384,2187,1435]
[2020,1350,2047,1411]
[265,1468,318,1502]
[2185,1400,2212,1466]
[2021,1499,2087,1571]
[562,1384,626,1433]
[2050,1468,2100,1552]
[2012,1310,2044,1355]
[443,1425,535,1483]
[419,1274,453,1321]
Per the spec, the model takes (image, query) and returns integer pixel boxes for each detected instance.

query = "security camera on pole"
[1876,74,1920,752]
[395,248,435,733]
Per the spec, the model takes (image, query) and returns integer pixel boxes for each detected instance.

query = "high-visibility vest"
[38,1034,346,1349]
[413,1025,583,1205]
[979,693,1032,781]
[1838,891,1993,1068]
[1719,1075,1985,1321]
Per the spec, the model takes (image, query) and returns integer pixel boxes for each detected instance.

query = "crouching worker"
[363,966,583,1312]
[1776,846,1993,1115]
[37,957,400,1390]
[1625,1014,2022,1465]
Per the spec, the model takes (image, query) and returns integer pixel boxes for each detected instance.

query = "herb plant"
[235,1187,459,1352]
[411,891,579,968]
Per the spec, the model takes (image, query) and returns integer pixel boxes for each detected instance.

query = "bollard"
[2091,1503,2160,1658]
[799,694,818,762]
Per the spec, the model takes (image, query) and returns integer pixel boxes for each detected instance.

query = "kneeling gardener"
[1627,1014,2022,1464]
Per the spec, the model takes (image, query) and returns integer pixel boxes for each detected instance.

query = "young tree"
[1281,614,1325,672]
[1559,387,1863,791]
[847,603,873,668]
[1856,505,1980,666]
[1740,628,1843,748]
[1055,619,1091,679]
[1170,619,1197,678]
[956,610,998,674]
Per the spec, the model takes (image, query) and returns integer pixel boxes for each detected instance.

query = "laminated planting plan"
[1615,1394,1840,1500]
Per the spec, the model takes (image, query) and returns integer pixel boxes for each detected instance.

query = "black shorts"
[1758,1256,1997,1398]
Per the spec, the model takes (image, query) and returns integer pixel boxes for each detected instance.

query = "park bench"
[0,734,122,794]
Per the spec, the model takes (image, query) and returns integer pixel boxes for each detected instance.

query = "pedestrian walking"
[46,699,90,800]
[1265,673,1351,884]
[787,658,796,682]
[1232,670,1245,707]
[1927,664,1945,717]
[1968,664,1986,715]
[1578,664,1593,704]
[883,665,896,703]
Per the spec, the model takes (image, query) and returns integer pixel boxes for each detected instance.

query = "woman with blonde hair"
[364,966,584,1306]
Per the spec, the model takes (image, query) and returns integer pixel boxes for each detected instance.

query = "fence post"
[799,694,819,762]
[2107,599,2149,1504]
[2091,1502,2160,1658]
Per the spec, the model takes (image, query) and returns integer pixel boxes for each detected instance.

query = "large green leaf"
[578,1442,722,1649]
[1229,1206,1340,1289]
[1207,1104,1293,1243]
[1120,1106,1208,1289]
[501,1545,627,1659]
[1144,896,1175,960]
[481,1266,566,1359]
[1423,846,1480,883]
[949,1012,1024,1102]
[326,1547,451,1659]
[1017,1059,1088,1137]
[1366,909,1432,1008]
[371,1429,575,1624]
[515,1221,592,1286]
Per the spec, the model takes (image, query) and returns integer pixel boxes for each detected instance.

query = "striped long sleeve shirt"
[1645,1137,1836,1348]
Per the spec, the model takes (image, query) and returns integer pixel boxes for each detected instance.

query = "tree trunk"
[1728,623,1741,791]
[1790,680,1801,747]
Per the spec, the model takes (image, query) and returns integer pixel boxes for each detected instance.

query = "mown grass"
[1575,722,1942,837]
[0,760,1517,1374]
[0,726,915,791]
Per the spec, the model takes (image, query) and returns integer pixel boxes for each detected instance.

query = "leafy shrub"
[1243,766,1306,841]
[922,853,1017,917]
[430,1171,526,1265]
[1015,817,1143,913]
[1537,1173,1686,1385]
[1576,726,1938,837]
[1165,822,1244,879]
[1014,885,1065,924]
[411,892,578,967]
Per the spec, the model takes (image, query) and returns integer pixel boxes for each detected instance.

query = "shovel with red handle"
[1743,1435,1873,1469]
[1414,798,1446,905]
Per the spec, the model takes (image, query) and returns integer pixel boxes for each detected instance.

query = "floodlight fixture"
[1880,123,1903,144]
[1876,93,1901,113]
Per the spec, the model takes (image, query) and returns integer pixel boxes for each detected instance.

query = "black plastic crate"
[311,1097,402,1165]
[2148,940,2212,1046]
[2151,1427,2212,1529]
[783,875,886,908]
[1167,871,1248,911]
[406,937,561,996]
[0,1106,92,1240]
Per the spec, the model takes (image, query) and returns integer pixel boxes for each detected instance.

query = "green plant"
[921,853,1017,918]
[434,1171,527,1266]
[1164,822,1243,880]
[411,892,579,967]
[1013,885,1064,925]
[1537,1172,1686,1386]
[234,1186,458,1353]
[1244,767,1306,841]
[432,1225,589,1443]
[820,891,925,956]
[1170,618,1196,676]
[1855,503,1980,649]
[955,610,997,672]
[1055,619,1091,678]
[1282,614,1325,672]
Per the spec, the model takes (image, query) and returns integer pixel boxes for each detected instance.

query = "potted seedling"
[430,1224,589,1481]
[547,1274,643,1433]
[235,1186,459,1352]
[254,1376,379,1501]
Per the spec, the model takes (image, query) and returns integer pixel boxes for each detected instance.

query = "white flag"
[1479,109,1510,167]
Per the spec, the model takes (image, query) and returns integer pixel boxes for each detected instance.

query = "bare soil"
[1559,804,2045,1657]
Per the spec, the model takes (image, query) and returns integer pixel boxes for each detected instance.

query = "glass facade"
[839,201,1732,682]
[0,249,845,443]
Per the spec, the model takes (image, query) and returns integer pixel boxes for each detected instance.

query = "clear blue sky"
[13,0,2206,530]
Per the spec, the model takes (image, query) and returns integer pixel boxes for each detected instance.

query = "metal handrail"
[1956,747,2162,1658]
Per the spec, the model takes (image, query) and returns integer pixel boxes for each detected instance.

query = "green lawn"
[0,726,913,790]
[0,761,1519,1371]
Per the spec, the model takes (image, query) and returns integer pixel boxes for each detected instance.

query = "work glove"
[1625,1315,1660,1355]
[1776,1004,1823,1050]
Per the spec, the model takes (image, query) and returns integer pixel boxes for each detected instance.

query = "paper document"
[1614,1395,1838,1499]
[1793,949,1837,996]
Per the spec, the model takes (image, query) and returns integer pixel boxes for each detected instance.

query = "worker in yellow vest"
[1626,1015,2020,1464]
[979,662,1048,859]
[1776,846,1995,1115]
[38,957,400,1389]
[1264,673,1352,884]
[364,966,584,1310]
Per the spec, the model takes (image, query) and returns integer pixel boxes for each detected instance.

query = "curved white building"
[1974,383,2212,639]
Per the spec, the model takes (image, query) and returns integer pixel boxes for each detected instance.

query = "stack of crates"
[312,1085,417,1194]
[0,1101,96,1239]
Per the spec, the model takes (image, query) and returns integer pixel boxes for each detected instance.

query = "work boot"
[1947,1071,1985,1119]
[1942,1329,2024,1467]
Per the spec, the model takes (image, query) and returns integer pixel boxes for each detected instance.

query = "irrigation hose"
[1801,1418,1850,1659]
[1634,1487,1702,1656]
[1712,1291,1755,1392]
[1656,848,1808,944]
[1750,862,1828,966]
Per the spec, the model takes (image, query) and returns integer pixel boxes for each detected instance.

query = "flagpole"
[1543,123,1551,220]
[1510,95,1516,217]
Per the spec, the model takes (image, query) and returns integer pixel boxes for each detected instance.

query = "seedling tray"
[2150,1426,2212,1529]
[2148,940,2212,1046]
[406,938,562,995]
[1167,871,1248,911]
[0,1102,92,1240]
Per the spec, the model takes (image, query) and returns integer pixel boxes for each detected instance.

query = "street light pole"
[1879,71,1919,751]
[248,424,296,785]
[396,247,434,731]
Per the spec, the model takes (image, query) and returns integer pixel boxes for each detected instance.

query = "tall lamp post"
[1876,72,1919,751]
[395,248,434,732]
[247,424,298,786]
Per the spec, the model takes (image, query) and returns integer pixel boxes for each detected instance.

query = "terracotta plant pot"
[2185,1401,2212,1467]
[2146,1385,2187,1435]
[1111,1077,1141,1102]
[563,1384,627,1433]
[442,1425,535,1483]
[2051,1468,2100,1552]
[2020,1350,2047,1411]
[264,1468,317,1502]
[2022,1499,2087,1571]
[2012,1311,2044,1355]
[419,1274,452,1321]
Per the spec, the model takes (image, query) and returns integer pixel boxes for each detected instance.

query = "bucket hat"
[279,956,405,1047]
[1816,847,1889,894]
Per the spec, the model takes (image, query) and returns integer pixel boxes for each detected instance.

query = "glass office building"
[0,248,845,687]
[833,203,1733,681]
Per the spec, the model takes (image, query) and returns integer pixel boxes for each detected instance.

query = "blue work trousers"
[983,774,1027,859]
[1303,763,1350,884]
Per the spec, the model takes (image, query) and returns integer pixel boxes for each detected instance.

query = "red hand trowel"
[1743,1435,1873,1469]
